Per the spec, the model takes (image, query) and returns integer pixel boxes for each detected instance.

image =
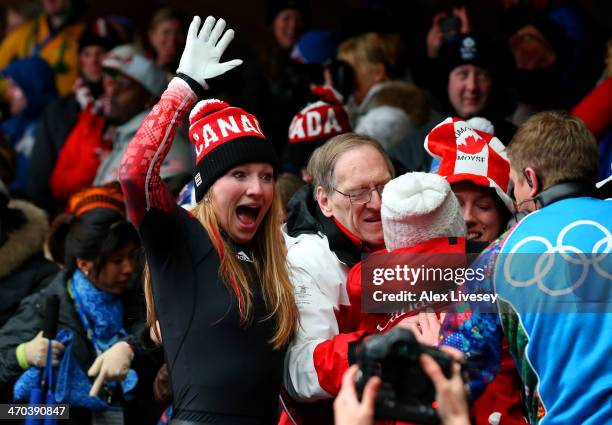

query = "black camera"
[440,15,461,41]
[355,327,454,425]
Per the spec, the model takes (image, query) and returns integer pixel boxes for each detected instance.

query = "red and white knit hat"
[189,99,277,201]
[288,85,350,143]
[285,85,351,169]
[424,117,513,211]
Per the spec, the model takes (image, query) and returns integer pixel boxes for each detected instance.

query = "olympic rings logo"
[502,220,612,296]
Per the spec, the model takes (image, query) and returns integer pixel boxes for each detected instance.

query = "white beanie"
[381,172,466,251]
[102,44,167,97]
[355,105,413,150]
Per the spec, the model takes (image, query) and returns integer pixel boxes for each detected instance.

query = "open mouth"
[364,216,381,224]
[466,232,482,241]
[236,205,261,227]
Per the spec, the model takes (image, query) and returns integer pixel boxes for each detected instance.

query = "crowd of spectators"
[0,0,610,424]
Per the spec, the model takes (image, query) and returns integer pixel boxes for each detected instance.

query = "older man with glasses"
[280,133,394,424]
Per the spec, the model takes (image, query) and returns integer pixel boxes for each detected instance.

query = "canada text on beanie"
[189,99,278,202]
[288,86,350,143]
[285,85,351,171]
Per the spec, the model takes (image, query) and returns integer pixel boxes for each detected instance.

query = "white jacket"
[283,229,351,401]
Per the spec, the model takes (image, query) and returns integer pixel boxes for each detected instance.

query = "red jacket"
[50,108,110,203]
[572,77,612,139]
[282,236,525,424]
[281,237,467,425]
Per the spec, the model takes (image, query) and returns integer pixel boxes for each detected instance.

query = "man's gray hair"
[306,132,395,198]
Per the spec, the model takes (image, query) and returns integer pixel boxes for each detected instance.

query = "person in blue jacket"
[1,56,57,196]
[442,111,611,425]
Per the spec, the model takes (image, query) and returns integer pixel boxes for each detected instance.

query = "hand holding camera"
[349,327,469,425]
[420,346,470,425]
[334,365,381,425]
[426,7,471,59]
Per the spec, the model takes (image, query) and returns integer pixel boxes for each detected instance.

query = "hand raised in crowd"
[88,341,134,397]
[426,12,447,59]
[420,346,470,425]
[453,7,471,33]
[397,310,445,346]
[23,331,65,367]
[426,7,471,59]
[176,15,243,90]
[333,364,381,425]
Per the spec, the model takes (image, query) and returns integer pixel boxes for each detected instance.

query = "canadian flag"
[424,117,512,211]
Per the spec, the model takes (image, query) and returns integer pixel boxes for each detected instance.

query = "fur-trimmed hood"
[0,200,49,279]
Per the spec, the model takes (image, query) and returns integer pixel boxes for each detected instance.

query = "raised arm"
[119,16,242,227]
[118,79,197,226]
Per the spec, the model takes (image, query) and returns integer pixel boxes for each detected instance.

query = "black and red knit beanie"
[188,99,278,202]
[284,85,351,171]
[78,17,123,53]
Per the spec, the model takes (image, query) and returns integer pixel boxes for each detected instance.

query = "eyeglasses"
[334,184,386,205]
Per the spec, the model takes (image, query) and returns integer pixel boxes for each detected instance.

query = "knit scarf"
[70,269,127,355]
[73,77,109,115]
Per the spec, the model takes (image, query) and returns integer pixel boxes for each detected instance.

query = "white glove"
[176,16,243,90]
[23,331,65,368]
[87,341,134,397]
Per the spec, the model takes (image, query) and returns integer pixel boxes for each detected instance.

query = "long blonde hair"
[145,188,298,350]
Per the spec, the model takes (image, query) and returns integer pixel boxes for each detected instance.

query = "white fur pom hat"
[381,172,466,251]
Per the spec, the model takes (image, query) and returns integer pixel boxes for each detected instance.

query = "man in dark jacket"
[390,34,517,173]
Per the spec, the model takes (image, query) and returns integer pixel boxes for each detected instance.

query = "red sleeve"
[314,261,376,396]
[313,329,367,396]
[572,77,612,139]
[344,262,364,330]
[119,78,197,227]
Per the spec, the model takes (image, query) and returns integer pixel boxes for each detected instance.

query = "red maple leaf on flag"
[457,134,486,155]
